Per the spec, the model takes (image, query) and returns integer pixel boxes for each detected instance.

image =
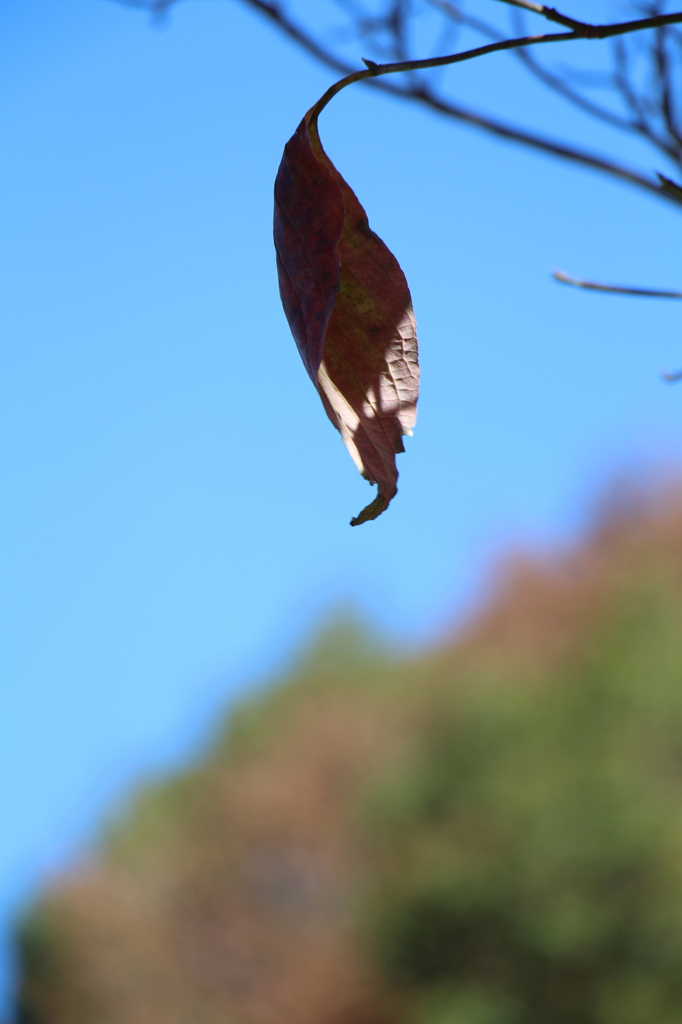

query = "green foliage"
[362,562,682,1024]
[13,490,682,1024]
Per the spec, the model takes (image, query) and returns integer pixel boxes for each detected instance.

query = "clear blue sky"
[2,0,682,1014]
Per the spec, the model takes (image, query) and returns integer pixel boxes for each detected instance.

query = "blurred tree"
[112,0,682,206]
[14,483,682,1024]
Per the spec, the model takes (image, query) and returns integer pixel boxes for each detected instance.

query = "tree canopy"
[16,483,682,1024]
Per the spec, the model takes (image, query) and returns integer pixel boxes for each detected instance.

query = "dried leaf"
[274,111,419,525]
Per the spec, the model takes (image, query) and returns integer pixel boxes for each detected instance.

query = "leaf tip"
[349,487,393,527]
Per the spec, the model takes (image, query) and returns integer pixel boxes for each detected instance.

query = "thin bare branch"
[113,0,682,204]
[654,27,682,154]
[658,172,682,201]
[413,83,665,200]
[388,0,410,65]
[486,2,682,37]
[507,13,641,133]
[491,0,586,31]
[308,10,682,124]
[430,0,640,135]
[233,0,366,76]
[553,269,682,298]
[613,37,651,132]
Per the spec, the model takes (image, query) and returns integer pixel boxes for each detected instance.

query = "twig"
[440,1,641,136]
[553,269,682,298]
[658,173,682,202]
[307,11,682,123]
[413,84,665,201]
[512,33,641,134]
[493,0,682,36]
[491,0,586,31]
[614,38,652,138]
[654,27,682,156]
[115,0,682,206]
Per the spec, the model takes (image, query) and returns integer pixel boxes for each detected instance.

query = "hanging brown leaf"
[274,110,419,526]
